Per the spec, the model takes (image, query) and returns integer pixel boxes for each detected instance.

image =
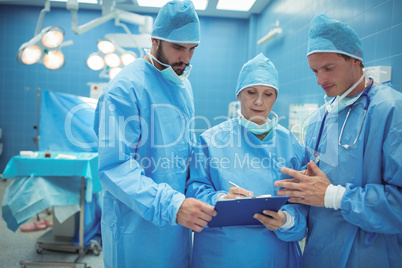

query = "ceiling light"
[51,0,98,4]
[216,0,256,11]
[137,0,208,10]
[137,0,170,8]
[193,0,208,10]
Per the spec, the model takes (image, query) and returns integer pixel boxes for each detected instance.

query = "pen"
[229,181,240,188]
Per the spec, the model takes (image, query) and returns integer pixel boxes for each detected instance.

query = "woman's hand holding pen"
[226,181,254,199]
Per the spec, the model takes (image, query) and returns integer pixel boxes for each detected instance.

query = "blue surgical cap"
[151,0,200,44]
[307,13,363,61]
[235,53,279,96]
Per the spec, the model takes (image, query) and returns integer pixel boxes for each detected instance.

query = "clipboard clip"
[235,194,272,200]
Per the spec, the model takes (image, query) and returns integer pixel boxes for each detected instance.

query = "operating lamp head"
[16,26,68,71]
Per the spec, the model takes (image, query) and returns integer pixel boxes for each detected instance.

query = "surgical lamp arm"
[35,0,51,36]
[67,0,152,35]
[59,40,74,48]
[70,9,117,35]
[115,10,152,34]
[114,17,147,57]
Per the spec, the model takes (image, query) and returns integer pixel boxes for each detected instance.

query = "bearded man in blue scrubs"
[94,1,216,267]
[276,13,402,268]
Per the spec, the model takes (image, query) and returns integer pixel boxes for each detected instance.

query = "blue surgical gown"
[186,119,308,268]
[303,83,402,268]
[94,58,195,268]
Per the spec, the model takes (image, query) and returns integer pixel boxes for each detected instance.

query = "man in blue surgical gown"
[186,53,307,268]
[276,14,402,268]
[93,1,216,267]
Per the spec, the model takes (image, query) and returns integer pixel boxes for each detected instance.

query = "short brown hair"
[338,54,364,68]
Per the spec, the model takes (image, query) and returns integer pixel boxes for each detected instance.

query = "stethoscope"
[311,78,373,164]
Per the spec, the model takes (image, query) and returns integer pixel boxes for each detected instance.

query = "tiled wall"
[185,16,249,136]
[0,5,248,171]
[254,0,402,128]
[1,1,400,172]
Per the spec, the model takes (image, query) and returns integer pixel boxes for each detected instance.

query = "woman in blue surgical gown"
[186,53,308,268]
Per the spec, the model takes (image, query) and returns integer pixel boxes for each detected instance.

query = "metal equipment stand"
[20,177,102,268]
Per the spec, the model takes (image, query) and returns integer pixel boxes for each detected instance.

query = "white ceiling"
[0,0,272,19]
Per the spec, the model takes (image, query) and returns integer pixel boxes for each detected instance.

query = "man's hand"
[254,210,286,231]
[275,160,331,207]
[176,198,217,232]
[226,186,254,200]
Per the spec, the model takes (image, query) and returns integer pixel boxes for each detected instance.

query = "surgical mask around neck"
[238,111,278,135]
[324,73,365,114]
[147,50,192,85]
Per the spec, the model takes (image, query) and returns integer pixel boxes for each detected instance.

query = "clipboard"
[208,196,290,228]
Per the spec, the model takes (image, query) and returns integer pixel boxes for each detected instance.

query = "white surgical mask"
[147,50,192,85]
[324,73,366,113]
[338,90,365,111]
[238,111,278,135]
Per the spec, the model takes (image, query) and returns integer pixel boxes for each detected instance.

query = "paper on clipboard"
[208,196,290,228]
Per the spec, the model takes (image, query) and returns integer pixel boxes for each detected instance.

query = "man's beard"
[156,43,187,76]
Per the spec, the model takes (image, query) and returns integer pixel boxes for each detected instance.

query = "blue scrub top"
[94,58,195,268]
[186,119,308,268]
[303,83,402,268]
